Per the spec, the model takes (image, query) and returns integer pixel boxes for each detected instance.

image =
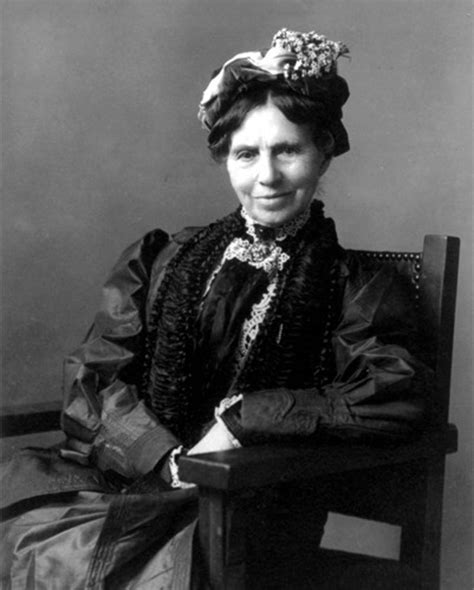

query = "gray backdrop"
[2,1,472,588]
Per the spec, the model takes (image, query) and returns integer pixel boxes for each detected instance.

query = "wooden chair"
[0,235,460,590]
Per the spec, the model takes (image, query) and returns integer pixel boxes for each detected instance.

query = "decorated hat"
[198,29,351,156]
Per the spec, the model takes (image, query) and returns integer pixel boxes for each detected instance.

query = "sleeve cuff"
[220,402,246,443]
[221,388,329,445]
[127,427,181,477]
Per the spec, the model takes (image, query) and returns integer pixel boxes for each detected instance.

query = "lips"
[255,192,292,200]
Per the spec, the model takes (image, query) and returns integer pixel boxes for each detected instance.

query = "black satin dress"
[0,208,430,589]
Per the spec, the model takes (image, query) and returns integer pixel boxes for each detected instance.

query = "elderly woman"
[1,29,429,589]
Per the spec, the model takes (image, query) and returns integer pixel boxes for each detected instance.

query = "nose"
[257,154,281,186]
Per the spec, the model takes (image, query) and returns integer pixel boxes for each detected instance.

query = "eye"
[236,150,256,161]
[277,144,301,157]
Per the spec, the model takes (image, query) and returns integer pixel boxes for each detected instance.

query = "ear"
[319,156,331,177]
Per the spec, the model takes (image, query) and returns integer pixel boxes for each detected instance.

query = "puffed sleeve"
[222,258,432,444]
[61,229,182,480]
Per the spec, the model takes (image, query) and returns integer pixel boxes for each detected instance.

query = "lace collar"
[214,205,312,275]
[241,205,312,243]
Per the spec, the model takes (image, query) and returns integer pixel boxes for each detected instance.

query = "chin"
[253,208,300,227]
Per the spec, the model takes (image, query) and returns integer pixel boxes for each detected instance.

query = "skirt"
[1,448,328,590]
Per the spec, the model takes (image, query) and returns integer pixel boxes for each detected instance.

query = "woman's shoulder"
[170,225,205,244]
[336,246,417,305]
[338,246,412,280]
[140,224,207,247]
[119,225,204,268]
[111,228,171,276]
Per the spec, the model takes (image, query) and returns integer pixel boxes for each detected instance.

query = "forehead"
[229,101,313,148]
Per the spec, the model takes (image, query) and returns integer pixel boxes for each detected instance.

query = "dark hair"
[207,81,336,163]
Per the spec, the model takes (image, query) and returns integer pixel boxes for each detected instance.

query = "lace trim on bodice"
[202,205,312,377]
[235,277,279,370]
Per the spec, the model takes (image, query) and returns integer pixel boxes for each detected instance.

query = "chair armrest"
[0,401,62,437]
[179,425,458,491]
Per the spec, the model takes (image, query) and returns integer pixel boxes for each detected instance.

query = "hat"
[198,29,351,156]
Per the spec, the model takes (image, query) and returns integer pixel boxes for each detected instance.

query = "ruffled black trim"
[143,209,244,443]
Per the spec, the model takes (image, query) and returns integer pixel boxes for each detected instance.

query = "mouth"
[254,192,293,200]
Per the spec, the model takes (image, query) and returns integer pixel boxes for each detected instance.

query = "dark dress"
[0,204,430,589]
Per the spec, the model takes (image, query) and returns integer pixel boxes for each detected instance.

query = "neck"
[241,205,312,242]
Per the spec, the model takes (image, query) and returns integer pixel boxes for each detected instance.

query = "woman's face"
[226,99,329,227]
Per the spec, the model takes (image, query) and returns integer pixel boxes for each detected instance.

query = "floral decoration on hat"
[272,29,349,80]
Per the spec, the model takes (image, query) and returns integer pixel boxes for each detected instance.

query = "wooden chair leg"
[419,456,446,590]
[198,488,254,589]
[400,456,446,590]
[198,488,249,589]
[198,488,228,588]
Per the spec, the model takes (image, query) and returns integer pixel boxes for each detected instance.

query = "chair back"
[347,235,460,426]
